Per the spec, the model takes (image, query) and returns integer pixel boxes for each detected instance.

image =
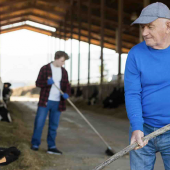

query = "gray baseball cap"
[131,2,170,25]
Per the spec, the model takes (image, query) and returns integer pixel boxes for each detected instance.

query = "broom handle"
[93,123,170,170]
[54,83,110,148]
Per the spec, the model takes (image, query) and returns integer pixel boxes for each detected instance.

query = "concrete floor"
[11,96,165,170]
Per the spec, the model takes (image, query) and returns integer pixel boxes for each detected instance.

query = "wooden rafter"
[1,19,26,27]
[1,24,52,35]
[37,0,70,9]
[0,0,30,8]
[0,11,139,46]
[27,14,59,28]
[2,0,169,53]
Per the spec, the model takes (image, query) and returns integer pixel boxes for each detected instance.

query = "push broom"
[92,123,170,170]
[53,82,115,156]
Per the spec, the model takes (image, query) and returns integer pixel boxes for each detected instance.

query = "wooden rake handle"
[93,123,170,170]
[53,83,111,148]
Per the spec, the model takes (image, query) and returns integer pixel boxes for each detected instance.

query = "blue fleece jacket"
[124,41,170,132]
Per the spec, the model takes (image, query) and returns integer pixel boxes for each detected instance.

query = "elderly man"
[124,2,170,170]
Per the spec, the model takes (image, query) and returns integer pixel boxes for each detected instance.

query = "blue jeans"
[129,123,170,170]
[31,100,61,149]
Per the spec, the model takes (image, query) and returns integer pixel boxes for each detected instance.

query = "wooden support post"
[54,34,57,52]
[0,13,2,78]
[70,0,73,84]
[47,35,50,63]
[100,0,104,85]
[50,36,53,61]
[55,27,58,51]
[64,18,66,52]
[59,23,61,50]
[78,0,81,86]
[99,0,105,100]
[118,0,123,76]
[88,0,91,86]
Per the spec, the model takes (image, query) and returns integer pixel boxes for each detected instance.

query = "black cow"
[103,87,125,109]
[88,86,99,105]
[3,83,12,104]
[75,87,83,97]
[0,103,12,123]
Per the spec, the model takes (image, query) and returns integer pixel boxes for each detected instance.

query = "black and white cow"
[3,83,12,104]
[0,78,12,123]
[0,103,12,123]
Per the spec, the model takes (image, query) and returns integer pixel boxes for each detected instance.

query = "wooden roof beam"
[0,18,27,27]
[0,9,139,45]
[0,12,60,28]
[0,0,30,8]
[37,0,70,9]
[58,33,130,53]
[81,1,131,18]
[71,12,138,37]
[0,13,29,22]
[55,27,134,49]
[1,24,53,36]
[0,6,31,16]
[66,21,139,44]
[0,4,65,18]
[0,23,130,53]
[0,1,138,37]
[33,4,66,17]
[27,14,60,27]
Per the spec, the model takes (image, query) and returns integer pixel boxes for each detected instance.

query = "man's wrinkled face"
[141,19,168,49]
[56,56,65,67]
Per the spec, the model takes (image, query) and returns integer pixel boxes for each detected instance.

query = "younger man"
[31,51,70,155]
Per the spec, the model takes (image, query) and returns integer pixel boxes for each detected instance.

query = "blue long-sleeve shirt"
[124,41,170,132]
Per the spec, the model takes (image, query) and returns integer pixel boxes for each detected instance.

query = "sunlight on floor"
[11,96,39,102]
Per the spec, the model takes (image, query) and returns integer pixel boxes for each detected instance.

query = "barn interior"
[0,0,169,169]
